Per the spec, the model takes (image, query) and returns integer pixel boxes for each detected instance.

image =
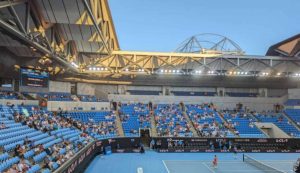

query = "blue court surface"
[85,151,298,173]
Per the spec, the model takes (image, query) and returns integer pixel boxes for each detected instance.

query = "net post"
[243,154,244,162]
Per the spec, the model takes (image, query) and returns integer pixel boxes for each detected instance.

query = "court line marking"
[164,160,243,163]
[163,160,294,163]
[202,162,216,173]
[162,160,170,173]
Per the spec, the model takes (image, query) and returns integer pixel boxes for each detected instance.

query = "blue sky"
[109,0,300,55]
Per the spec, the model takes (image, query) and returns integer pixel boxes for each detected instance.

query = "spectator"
[0,122,6,129]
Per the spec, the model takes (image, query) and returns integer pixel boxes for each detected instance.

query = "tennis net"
[243,154,286,173]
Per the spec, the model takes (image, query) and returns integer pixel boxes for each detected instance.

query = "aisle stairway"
[149,111,158,137]
[182,110,199,137]
[283,111,300,131]
[218,112,239,137]
[115,109,125,137]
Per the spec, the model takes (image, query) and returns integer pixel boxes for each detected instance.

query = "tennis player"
[212,155,218,169]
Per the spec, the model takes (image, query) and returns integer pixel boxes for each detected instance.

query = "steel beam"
[0,19,79,72]
[82,0,111,54]
[0,0,27,8]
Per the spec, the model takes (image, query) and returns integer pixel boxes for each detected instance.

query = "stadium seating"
[223,112,265,138]
[78,95,98,102]
[155,104,192,137]
[285,99,300,106]
[172,91,216,96]
[127,90,161,95]
[285,109,300,125]
[0,105,94,172]
[186,104,234,137]
[255,113,300,137]
[225,92,258,97]
[119,103,151,136]
[0,91,19,100]
[63,111,118,139]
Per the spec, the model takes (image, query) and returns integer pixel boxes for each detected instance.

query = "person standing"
[212,155,218,169]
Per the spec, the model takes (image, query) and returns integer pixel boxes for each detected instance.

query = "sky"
[109,0,300,55]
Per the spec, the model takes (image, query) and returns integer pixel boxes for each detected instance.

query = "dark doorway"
[140,128,151,147]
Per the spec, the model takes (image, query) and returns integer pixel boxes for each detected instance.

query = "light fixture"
[160,69,164,73]
[71,62,79,68]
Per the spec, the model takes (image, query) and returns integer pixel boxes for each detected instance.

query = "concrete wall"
[0,99,38,105]
[255,122,290,138]
[47,101,110,111]
[94,84,118,99]
[77,83,95,95]
[127,85,162,91]
[19,86,49,93]
[268,89,287,97]
[288,88,300,99]
[170,87,216,92]
[49,81,71,93]
[108,94,288,112]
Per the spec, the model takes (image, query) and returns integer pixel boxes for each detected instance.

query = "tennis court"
[85,151,297,173]
[163,156,294,173]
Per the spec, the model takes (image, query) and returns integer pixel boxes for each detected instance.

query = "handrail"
[53,141,95,173]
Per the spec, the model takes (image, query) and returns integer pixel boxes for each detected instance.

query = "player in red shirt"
[212,155,218,169]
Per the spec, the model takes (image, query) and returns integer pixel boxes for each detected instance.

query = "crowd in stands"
[78,95,98,102]
[155,104,193,137]
[0,105,94,173]
[187,103,233,137]
[119,103,151,136]
[222,111,265,138]
[0,91,20,100]
[62,111,118,139]
[254,111,300,137]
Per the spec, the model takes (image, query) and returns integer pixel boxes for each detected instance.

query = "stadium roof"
[266,34,300,58]
[0,0,119,73]
[0,0,299,84]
